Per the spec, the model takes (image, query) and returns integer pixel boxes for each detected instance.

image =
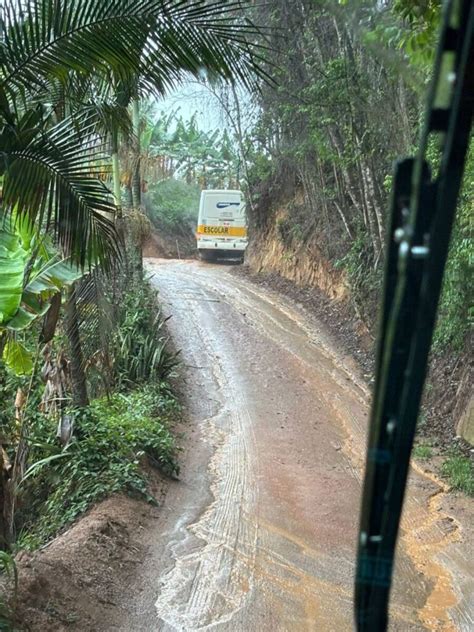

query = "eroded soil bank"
[14,469,169,631]
[243,231,473,451]
[13,259,474,631]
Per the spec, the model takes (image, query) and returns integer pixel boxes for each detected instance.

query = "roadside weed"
[17,385,179,549]
[441,453,474,496]
[413,444,433,460]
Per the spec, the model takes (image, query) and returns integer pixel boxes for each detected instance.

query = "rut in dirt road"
[121,259,473,632]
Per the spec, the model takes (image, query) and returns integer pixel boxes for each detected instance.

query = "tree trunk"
[111,130,122,218]
[229,83,256,212]
[328,127,367,233]
[132,99,142,210]
[0,443,10,550]
[41,292,62,344]
[397,77,414,150]
[130,98,144,278]
[364,162,385,252]
[358,158,380,260]
[65,286,89,408]
[125,183,133,208]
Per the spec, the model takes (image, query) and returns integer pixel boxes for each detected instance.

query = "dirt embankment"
[12,466,168,631]
[143,225,196,260]
[242,225,473,451]
[422,349,473,449]
[246,214,348,303]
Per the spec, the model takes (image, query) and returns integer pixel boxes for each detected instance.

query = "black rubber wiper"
[355,2,474,630]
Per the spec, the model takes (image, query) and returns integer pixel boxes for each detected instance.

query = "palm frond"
[1,111,120,267]
[74,271,114,377]
[0,1,269,267]
[0,0,269,106]
[76,100,133,146]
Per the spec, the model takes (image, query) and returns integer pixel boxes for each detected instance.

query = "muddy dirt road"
[122,259,473,632]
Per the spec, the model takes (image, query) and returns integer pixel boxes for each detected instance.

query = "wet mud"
[121,259,473,632]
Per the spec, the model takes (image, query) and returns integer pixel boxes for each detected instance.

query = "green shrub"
[433,193,473,351]
[335,224,383,324]
[113,280,179,387]
[430,141,473,352]
[413,443,432,459]
[16,385,179,549]
[441,453,474,496]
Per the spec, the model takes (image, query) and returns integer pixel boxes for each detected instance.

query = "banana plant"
[0,0,266,264]
[0,214,83,375]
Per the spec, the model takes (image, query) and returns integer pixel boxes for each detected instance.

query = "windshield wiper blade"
[355,2,474,630]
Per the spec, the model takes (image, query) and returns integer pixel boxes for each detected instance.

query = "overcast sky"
[155,81,257,140]
[156,83,225,132]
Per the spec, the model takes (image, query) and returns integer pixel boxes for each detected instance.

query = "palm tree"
[0,0,266,380]
[0,0,265,261]
[0,0,266,548]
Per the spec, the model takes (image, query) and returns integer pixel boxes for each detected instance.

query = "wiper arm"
[355,2,474,630]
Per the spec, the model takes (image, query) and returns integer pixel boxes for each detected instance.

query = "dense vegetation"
[240,0,472,352]
[0,1,263,625]
[222,2,472,466]
[139,111,242,245]
[18,383,179,550]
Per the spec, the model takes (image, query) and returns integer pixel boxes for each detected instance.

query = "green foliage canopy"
[148,179,200,231]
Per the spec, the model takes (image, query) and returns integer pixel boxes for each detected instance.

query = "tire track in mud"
[154,284,259,631]
[147,261,471,631]
[192,267,466,631]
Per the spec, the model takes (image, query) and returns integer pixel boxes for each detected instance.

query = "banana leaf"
[0,223,29,326]
[2,339,34,375]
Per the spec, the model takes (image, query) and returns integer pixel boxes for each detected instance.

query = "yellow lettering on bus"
[196,225,247,238]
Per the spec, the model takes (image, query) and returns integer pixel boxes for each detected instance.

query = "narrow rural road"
[121,259,473,632]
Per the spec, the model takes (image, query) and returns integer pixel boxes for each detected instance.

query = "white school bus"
[196,190,247,261]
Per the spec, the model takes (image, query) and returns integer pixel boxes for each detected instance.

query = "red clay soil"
[234,264,472,454]
[9,262,471,631]
[143,231,196,260]
[13,469,168,632]
[421,347,473,453]
[233,265,375,376]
